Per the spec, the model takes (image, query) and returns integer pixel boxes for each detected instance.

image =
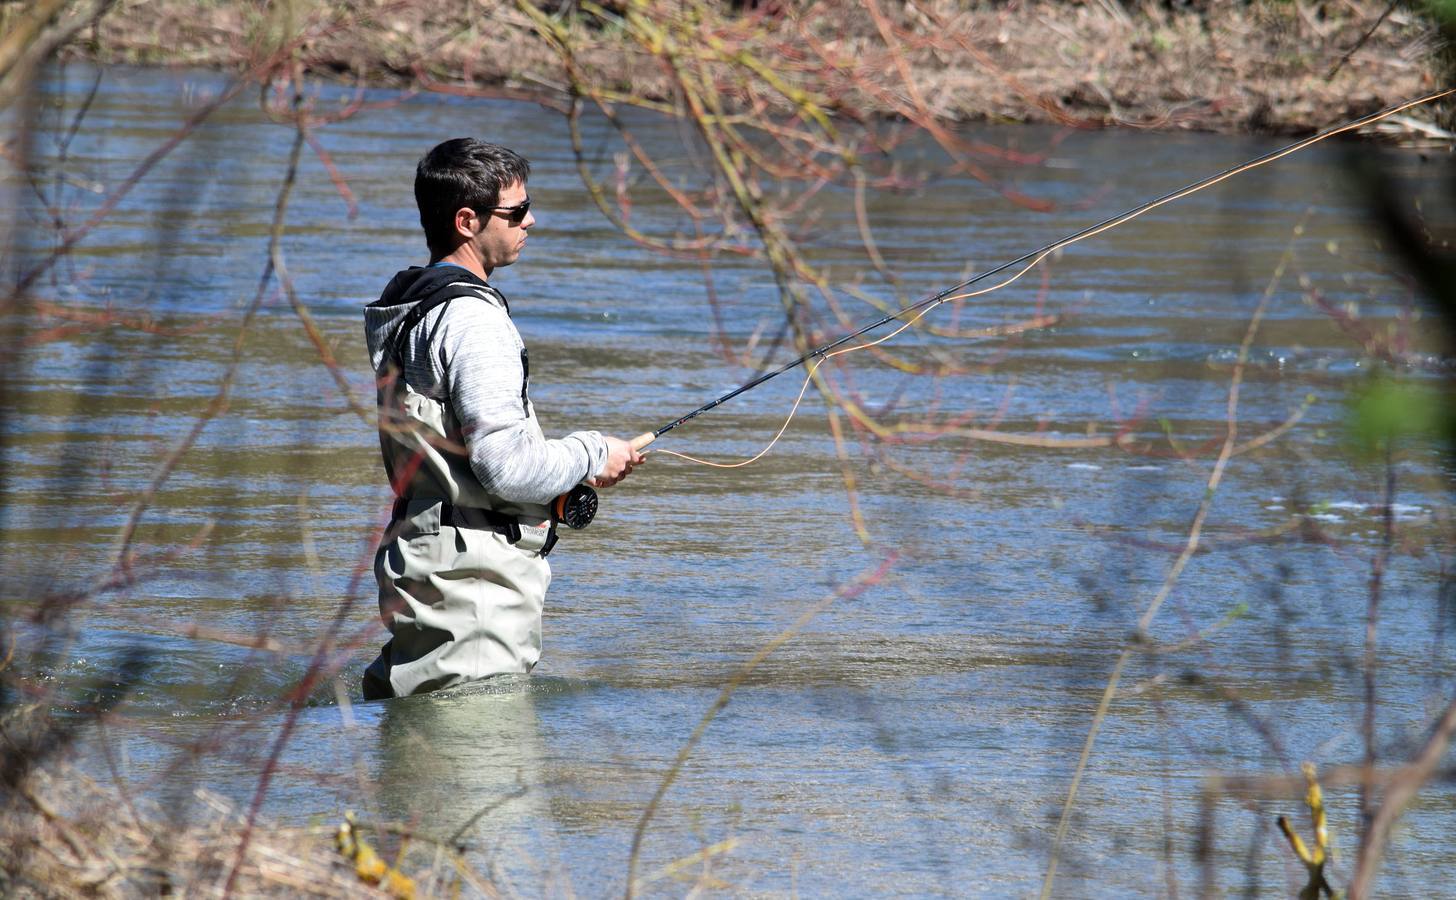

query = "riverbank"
[77,0,1448,137]
[0,735,421,898]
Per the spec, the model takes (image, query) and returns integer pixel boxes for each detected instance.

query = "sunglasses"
[486,196,531,225]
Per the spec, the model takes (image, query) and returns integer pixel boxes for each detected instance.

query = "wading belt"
[391,497,559,557]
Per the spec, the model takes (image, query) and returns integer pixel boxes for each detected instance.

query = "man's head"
[415,139,534,269]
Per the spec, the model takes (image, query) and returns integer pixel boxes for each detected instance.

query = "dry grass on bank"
[0,706,460,899]
[76,0,1444,134]
[0,765,390,897]
[3,782,360,897]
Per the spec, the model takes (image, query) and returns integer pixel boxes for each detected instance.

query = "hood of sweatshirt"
[362,265,502,372]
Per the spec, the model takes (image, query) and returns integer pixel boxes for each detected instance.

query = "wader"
[363,277,559,700]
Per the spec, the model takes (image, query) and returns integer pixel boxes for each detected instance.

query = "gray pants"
[363,501,552,699]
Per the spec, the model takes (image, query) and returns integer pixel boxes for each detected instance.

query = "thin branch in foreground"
[1041,214,1307,899]
[623,554,897,899]
[1349,693,1456,898]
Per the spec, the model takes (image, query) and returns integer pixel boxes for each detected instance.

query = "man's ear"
[453,207,477,239]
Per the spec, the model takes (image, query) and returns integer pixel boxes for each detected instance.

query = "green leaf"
[1426,0,1456,24]
[1346,375,1448,456]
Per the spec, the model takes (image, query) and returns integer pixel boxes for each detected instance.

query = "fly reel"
[553,483,598,530]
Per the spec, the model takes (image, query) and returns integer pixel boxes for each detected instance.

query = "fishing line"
[630,88,1456,465]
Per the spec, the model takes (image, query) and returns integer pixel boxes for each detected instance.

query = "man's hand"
[588,435,646,488]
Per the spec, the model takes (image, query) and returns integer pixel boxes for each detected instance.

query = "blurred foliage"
[1428,0,1456,23]
[1346,374,1451,457]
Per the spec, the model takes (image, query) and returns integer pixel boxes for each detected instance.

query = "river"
[3,64,1454,896]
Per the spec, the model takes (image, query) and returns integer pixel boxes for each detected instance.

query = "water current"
[3,64,1455,896]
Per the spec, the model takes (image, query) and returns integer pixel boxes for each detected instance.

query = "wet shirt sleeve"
[435,300,609,505]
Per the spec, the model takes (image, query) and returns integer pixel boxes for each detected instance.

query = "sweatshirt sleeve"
[436,300,609,504]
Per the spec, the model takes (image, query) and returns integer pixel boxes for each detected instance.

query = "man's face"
[469,179,534,271]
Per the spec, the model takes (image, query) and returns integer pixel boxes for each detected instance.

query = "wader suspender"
[382,279,529,415]
[384,280,510,372]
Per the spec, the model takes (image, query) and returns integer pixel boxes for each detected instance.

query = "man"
[361,138,643,700]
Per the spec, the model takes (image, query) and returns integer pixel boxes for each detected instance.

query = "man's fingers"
[588,453,643,491]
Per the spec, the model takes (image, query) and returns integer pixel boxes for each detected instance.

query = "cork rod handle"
[630,432,656,452]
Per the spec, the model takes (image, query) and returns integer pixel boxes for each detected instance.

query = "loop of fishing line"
[647,87,1456,470]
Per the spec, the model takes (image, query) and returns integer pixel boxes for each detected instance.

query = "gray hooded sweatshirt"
[363,265,609,520]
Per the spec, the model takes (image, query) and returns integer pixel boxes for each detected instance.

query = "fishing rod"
[625,87,1456,455]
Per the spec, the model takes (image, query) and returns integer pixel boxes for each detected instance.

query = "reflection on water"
[5,64,1456,894]
[373,678,558,883]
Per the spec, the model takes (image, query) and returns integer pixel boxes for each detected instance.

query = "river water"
[4,65,1455,896]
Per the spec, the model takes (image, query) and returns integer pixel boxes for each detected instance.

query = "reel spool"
[553,484,598,530]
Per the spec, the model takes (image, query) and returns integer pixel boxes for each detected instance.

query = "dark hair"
[414,138,531,258]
